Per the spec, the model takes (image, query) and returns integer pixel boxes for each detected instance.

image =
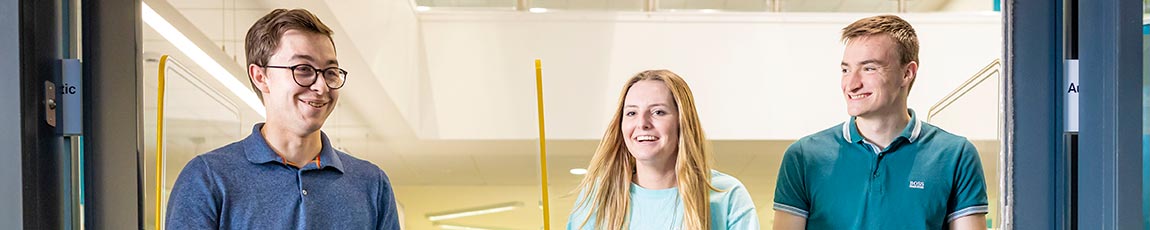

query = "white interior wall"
[940,0,997,12]
[417,12,1002,140]
[325,0,427,137]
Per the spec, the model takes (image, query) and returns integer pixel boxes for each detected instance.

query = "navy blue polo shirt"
[165,123,401,230]
[773,109,988,229]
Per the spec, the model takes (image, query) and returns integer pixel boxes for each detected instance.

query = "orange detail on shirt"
[276,153,322,168]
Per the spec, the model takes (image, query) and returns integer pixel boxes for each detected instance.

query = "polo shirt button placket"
[873,171,883,195]
[297,171,307,198]
[871,152,882,179]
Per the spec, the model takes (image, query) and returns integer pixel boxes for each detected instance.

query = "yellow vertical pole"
[155,55,169,230]
[535,59,552,230]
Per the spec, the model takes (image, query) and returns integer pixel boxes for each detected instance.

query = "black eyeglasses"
[264,64,348,89]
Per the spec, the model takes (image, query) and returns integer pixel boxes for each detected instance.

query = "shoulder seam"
[192,156,223,203]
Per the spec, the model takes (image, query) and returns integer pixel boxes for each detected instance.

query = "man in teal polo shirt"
[772,15,989,230]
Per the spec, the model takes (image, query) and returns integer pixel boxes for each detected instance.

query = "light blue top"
[567,170,760,230]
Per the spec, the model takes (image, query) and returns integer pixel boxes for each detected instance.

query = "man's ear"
[249,64,271,95]
[903,61,918,89]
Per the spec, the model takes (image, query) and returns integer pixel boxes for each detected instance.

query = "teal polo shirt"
[773,109,988,229]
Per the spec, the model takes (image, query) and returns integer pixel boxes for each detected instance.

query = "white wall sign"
[1066,59,1079,132]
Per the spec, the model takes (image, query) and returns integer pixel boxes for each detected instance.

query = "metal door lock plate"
[45,81,56,127]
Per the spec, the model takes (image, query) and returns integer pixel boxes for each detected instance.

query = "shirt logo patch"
[909,180,925,189]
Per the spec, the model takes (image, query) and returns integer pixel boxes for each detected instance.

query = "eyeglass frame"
[263,64,349,89]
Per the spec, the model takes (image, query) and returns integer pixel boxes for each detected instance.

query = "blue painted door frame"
[1077,0,1144,228]
[1004,0,1068,228]
[1006,0,1144,229]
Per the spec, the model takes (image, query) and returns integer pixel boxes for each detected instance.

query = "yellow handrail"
[927,59,1002,121]
[155,54,169,230]
[535,59,552,230]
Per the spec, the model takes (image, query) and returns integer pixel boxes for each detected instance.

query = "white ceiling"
[143,0,1002,229]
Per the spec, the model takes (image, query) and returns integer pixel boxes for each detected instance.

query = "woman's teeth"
[637,135,657,141]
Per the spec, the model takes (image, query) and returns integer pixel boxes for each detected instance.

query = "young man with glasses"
[166,9,401,229]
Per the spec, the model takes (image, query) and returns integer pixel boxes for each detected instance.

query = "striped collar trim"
[841,109,923,144]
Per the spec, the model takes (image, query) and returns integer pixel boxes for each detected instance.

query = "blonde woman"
[567,70,759,230]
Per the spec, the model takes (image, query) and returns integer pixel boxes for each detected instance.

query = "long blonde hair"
[573,70,718,229]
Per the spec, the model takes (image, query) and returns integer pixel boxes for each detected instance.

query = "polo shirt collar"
[841,109,923,144]
[243,123,345,172]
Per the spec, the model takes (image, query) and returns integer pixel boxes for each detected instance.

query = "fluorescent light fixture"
[426,201,522,221]
[569,168,587,175]
[416,6,431,12]
[142,2,266,118]
[436,224,491,230]
[528,7,548,13]
[699,9,719,13]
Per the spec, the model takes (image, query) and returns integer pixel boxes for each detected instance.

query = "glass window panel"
[782,0,896,13]
[660,0,770,12]
[145,2,554,229]
[416,0,517,8]
[907,0,997,13]
[532,0,645,11]
[142,2,1014,229]
[524,13,1004,228]
[142,53,246,229]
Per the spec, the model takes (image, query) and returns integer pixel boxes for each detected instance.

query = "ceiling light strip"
[425,201,522,221]
[142,2,266,118]
[436,223,491,230]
